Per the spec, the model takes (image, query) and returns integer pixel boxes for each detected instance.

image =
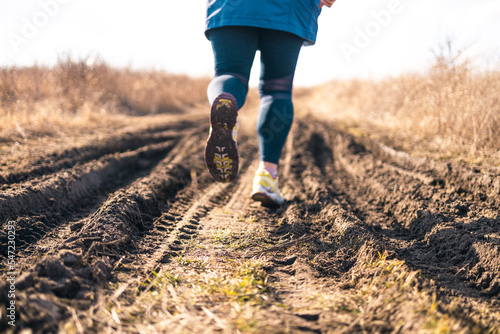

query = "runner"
[204,0,335,206]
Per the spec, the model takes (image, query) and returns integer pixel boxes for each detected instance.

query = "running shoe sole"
[205,93,239,183]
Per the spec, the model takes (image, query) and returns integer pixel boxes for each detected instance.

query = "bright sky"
[1,0,499,86]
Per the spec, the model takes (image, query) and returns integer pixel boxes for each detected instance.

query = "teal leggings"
[207,26,303,164]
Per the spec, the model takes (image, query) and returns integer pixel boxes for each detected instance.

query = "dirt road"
[1,111,499,333]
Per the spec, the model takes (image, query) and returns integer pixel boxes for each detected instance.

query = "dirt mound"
[0,250,108,332]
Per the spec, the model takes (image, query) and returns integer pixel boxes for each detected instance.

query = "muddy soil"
[0,111,499,333]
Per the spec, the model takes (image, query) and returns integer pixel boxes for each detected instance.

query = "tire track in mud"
[331,126,500,297]
[0,119,209,332]
[0,110,263,332]
[314,120,500,329]
[0,140,176,249]
[52,138,260,333]
[0,117,204,256]
[128,140,258,277]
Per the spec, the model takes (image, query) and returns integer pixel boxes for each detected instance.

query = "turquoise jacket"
[205,0,322,45]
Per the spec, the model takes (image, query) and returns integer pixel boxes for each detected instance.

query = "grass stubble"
[62,214,498,333]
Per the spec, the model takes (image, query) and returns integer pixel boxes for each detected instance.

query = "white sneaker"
[251,169,285,207]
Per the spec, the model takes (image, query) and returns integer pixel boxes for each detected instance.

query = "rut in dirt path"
[0,119,200,187]
[330,123,500,298]
[0,116,208,332]
[0,117,203,251]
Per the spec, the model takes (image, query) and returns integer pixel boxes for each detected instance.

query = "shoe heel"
[210,93,237,130]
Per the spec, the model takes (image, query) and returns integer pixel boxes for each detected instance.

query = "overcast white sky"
[1,0,499,86]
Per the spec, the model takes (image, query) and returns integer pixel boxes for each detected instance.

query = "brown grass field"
[0,56,499,333]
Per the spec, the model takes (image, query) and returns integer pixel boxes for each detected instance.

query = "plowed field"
[1,109,499,333]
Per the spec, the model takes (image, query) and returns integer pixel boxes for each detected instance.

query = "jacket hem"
[205,19,316,46]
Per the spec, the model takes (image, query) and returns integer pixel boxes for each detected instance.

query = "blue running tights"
[207,26,303,165]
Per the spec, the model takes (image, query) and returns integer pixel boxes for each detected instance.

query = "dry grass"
[0,57,209,143]
[63,246,274,333]
[1,52,498,163]
[302,52,500,164]
[340,250,496,334]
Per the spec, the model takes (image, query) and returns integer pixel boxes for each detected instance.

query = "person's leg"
[207,26,258,110]
[205,26,259,182]
[250,29,303,206]
[256,29,303,174]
